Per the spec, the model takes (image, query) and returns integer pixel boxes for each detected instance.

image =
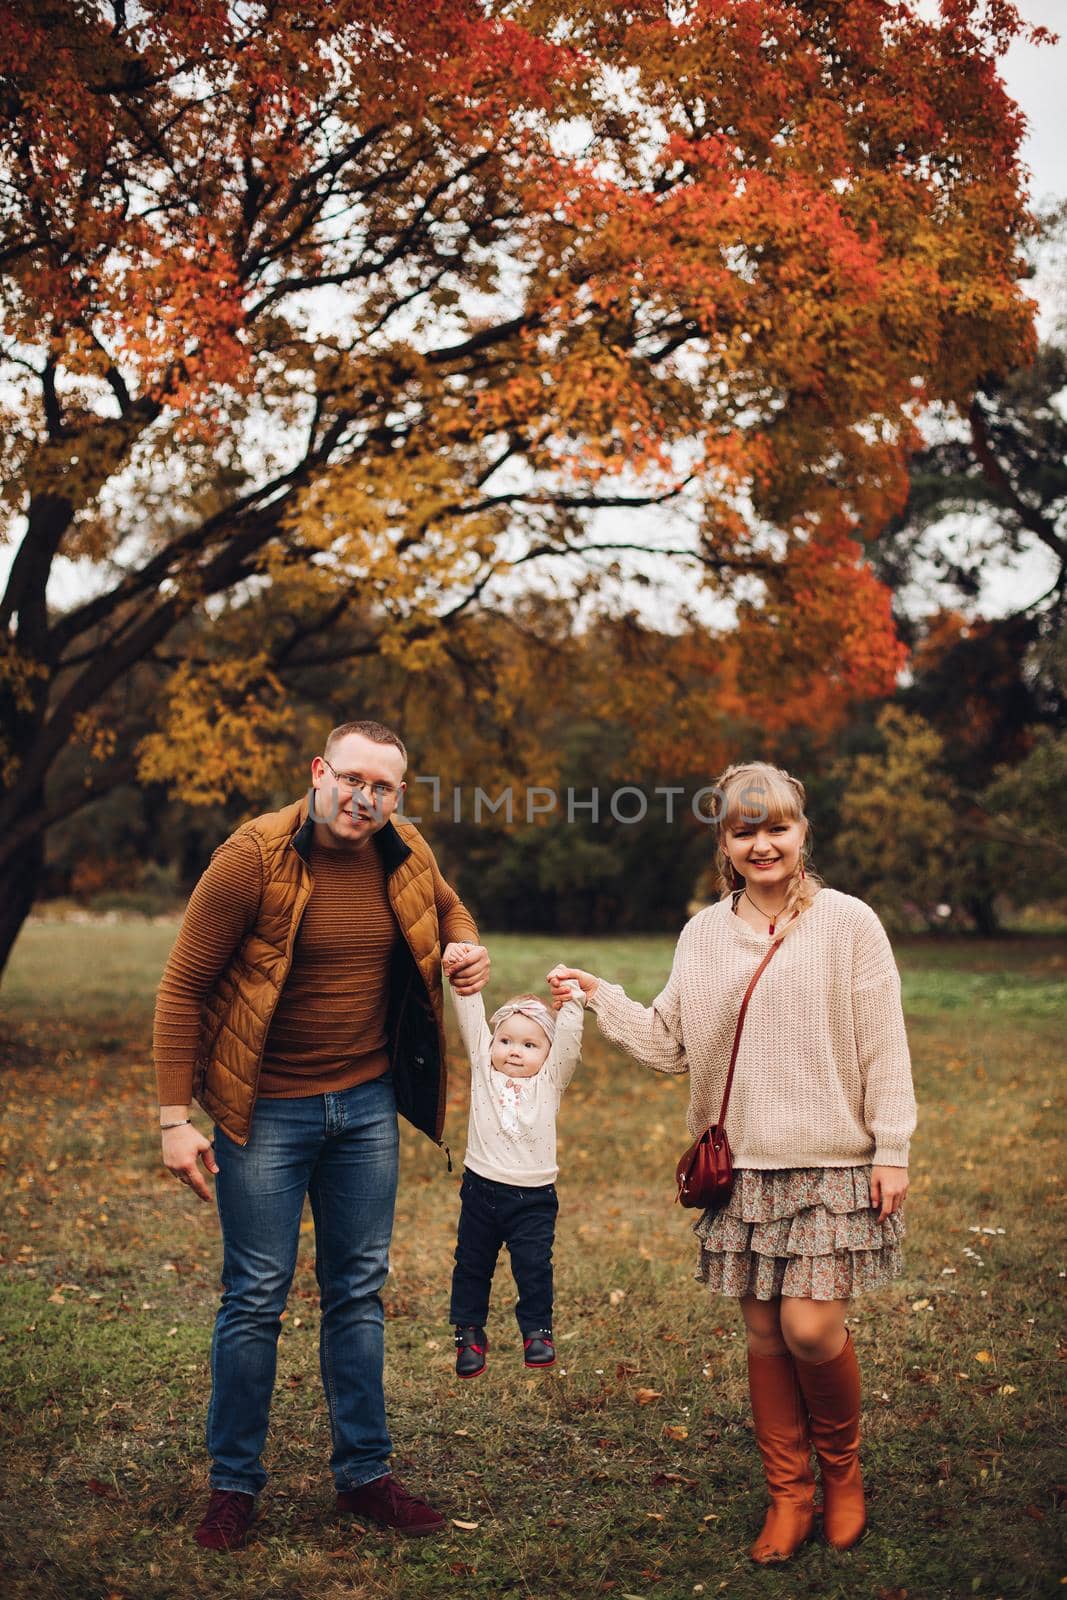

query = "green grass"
[1,922,1064,1599]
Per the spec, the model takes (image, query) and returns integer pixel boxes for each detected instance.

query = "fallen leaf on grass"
[662,1424,689,1441]
[633,1388,663,1406]
[974,1350,993,1364]
[451,1519,479,1530]
[911,1298,930,1311]
[997,1384,1017,1395]
[86,1479,117,1498]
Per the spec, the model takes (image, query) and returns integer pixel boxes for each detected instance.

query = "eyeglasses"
[321,758,400,801]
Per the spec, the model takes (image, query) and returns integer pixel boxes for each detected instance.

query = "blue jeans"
[449,1168,558,1334]
[208,1076,399,1496]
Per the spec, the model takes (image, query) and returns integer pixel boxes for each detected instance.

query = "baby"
[442,947,584,1377]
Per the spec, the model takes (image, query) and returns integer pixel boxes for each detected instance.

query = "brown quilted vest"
[195,797,451,1146]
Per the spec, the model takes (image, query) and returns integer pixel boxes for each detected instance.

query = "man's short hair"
[324,720,408,771]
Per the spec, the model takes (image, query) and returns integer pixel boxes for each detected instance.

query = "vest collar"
[289,795,413,874]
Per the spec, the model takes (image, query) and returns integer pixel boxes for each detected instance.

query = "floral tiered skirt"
[694,1165,905,1301]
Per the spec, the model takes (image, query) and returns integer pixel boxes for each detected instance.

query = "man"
[154,719,489,1550]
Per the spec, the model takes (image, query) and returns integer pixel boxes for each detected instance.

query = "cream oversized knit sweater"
[589,889,916,1170]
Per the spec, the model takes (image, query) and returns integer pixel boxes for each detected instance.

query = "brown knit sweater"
[154,831,476,1104]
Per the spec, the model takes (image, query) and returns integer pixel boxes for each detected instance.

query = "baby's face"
[490,1012,551,1078]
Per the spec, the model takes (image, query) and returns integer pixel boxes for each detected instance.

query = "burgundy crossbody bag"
[675,935,783,1210]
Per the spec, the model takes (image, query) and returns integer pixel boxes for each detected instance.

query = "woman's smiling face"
[724,816,806,892]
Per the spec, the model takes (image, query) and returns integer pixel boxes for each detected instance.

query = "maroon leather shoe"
[193,1488,255,1550]
[336,1474,445,1536]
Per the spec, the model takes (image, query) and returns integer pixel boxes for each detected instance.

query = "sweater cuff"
[155,1064,196,1108]
[588,972,630,1036]
[873,1144,910,1168]
[587,980,626,1023]
[441,911,479,947]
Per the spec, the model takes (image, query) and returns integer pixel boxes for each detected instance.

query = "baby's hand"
[443,941,475,975]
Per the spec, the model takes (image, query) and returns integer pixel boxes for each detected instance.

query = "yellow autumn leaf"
[451,1519,479,1530]
[663,1424,689,1441]
[975,1351,994,1364]
[997,1385,1017,1396]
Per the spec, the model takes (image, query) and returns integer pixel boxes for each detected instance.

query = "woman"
[548,762,916,1563]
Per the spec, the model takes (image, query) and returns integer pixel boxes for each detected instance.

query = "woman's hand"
[547,964,599,1008]
[870,1165,908,1223]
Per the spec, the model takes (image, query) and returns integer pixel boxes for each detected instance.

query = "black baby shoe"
[522,1329,555,1368]
[454,1325,487,1378]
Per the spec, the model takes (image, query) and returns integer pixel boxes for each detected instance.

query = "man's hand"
[162,1122,219,1203]
[443,941,490,994]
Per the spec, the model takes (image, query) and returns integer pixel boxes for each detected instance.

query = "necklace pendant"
[769,919,776,935]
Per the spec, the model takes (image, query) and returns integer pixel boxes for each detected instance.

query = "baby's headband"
[488,999,556,1044]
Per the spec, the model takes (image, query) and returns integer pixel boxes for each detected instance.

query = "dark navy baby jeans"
[449,1167,558,1334]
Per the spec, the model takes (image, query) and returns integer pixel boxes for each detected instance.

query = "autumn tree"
[872,331,1067,752]
[827,705,961,929]
[0,0,1042,972]
[871,212,1067,757]
[981,727,1067,907]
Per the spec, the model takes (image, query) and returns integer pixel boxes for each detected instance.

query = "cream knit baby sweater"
[589,889,916,1170]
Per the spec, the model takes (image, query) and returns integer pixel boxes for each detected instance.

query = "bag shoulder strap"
[714,936,783,1135]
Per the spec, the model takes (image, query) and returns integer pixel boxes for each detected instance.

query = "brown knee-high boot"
[794,1329,866,1550]
[746,1349,816,1563]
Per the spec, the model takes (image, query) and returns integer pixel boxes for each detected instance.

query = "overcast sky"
[1004,0,1067,209]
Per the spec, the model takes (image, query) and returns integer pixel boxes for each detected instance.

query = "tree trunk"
[0,816,44,977]
[965,890,1001,937]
